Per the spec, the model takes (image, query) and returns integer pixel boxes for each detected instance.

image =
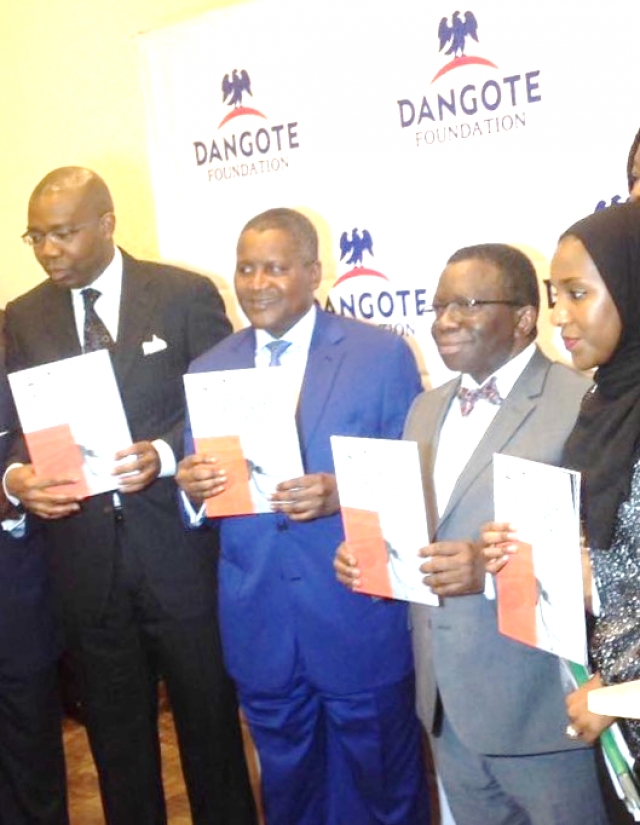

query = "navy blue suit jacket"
[187,310,423,694]
[0,364,58,677]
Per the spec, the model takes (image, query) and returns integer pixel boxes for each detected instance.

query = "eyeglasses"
[426,298,521,319]
[543,280,557,308]
[21,220,100,248]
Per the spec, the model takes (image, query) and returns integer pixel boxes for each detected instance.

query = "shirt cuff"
[2,462,24,508]
[2,514,26,538]
[484,572,496,600]
[152,439,176,478]
[180,490,207,527]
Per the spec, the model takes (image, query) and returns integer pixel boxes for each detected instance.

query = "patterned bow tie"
[457,376,502,417]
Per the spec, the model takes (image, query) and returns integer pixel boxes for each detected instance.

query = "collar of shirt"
[458,341,536,399]
[433,341,537,600]
[434,342,536,523]
[254,303,317,369]
[71,247,122,344]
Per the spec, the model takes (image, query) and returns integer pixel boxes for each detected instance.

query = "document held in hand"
[493,453,587,665]
[183,367,304,516]
[332,435,437,605]
[9,350,132,497]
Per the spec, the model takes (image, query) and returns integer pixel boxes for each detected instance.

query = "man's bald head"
[26,167,116,290]
[30,167,114,215]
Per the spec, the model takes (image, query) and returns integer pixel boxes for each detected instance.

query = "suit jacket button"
[276,516,288,532]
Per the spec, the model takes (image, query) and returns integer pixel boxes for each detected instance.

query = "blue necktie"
[266,340,291,366]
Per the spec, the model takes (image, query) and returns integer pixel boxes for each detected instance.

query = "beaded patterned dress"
[591,459,640,759]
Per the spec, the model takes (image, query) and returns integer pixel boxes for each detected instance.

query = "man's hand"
[419,540,485,597]
[176,454,226,505]
[5,464,82,519]
[271,473,339,522]
[114,441,160,494]
[334,542,361,589]
[566,673,616,743]
[479,521,519,575]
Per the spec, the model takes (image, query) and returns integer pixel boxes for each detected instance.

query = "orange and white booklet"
[184,367,304,517]
[493,453,587,665]
[8,350,132,498]
[332,435,437,605]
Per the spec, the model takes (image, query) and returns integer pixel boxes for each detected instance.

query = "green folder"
[569,661,640,815]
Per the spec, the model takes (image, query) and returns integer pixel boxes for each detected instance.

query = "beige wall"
[0,0,247,307]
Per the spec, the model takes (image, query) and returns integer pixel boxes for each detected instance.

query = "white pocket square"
[142,334,167,355]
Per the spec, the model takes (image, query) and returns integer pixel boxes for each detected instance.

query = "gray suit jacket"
[405,348,592,756]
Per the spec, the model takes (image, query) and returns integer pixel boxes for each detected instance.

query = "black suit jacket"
[0,362,59,675]
[4,250,232,628]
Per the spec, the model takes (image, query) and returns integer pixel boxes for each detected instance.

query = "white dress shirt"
[183,305,317,525]
[433,343,536,598]
[70,248,174,477]
[70,247,122,344]
[254,303,316,372]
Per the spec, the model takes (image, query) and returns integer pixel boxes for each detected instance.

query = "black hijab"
[561,201,640,549]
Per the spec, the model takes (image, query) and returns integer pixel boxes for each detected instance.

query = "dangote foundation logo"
[397,9,542,147]
[218,69,265,126]
[433,10,497,80]
[193,69,300,182]
[325,227,428,339]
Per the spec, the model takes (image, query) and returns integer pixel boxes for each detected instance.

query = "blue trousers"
[240,672,430,825]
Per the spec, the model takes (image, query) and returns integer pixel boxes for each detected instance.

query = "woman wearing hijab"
[552,201,640,824]
[553,202,640,753]
[484,200,640,822]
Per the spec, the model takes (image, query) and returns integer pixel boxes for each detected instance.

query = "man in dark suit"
[338,243,607,824]
[4,167,256,825]
[177,208,430,825]
[0,361,68,824]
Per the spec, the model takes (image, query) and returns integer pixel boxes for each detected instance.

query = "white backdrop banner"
[137,0,639,384]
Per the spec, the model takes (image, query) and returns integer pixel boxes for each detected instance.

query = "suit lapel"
[111,252,157,382]
[224,329,257,369]
[42,285,82,359]
[439,349,549,529]
[417,381,458,540]
[297,312,346,449]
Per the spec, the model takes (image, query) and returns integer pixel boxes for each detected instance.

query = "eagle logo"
[222,69,252,108]
[333,228,387,286]
[438,11,478,58]
[340,228,373,267]
[432,10,497,82]
[218,69,266,128]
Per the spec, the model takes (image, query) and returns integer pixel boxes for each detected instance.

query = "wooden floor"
[64,700,437,824]
[64,703,264,825]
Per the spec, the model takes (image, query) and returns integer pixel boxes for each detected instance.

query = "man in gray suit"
[337,244,607,824]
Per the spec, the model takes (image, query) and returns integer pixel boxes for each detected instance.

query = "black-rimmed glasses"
[21,219,101,248]
[425,298,521,319]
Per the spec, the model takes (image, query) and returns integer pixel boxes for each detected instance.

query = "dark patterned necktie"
[266,339,291,366]
[82,288,114,353]
[457,376,502,417]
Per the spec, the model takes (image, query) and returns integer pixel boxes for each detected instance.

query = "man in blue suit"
[177,208,430,825]
[0,358,68,824]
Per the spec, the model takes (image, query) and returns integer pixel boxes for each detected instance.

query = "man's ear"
[99,211,116,239]
[310,260,322,291]
[514,305,537,340]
